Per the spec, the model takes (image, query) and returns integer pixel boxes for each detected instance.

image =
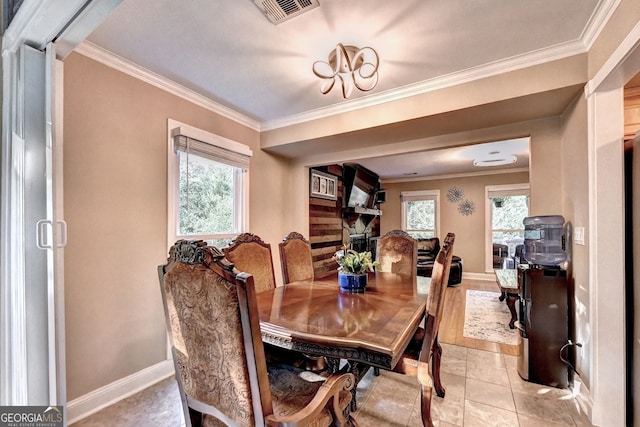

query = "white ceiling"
[83,0,607,178]
[358,137,530,181]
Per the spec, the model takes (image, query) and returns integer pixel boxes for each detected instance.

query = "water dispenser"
[522,215,566,266]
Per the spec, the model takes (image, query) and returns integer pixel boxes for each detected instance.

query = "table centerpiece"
[333,248,379,292]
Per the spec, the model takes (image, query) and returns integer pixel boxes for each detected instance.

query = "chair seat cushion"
[202,364,351,427]
[268,364,352,427]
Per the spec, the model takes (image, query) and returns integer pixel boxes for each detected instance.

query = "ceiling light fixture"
[312,43,379,98]
[473,154,517,167]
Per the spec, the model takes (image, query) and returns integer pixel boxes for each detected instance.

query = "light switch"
[574,227,585,245]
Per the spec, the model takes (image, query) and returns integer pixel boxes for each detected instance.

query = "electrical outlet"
[574,227,585,245]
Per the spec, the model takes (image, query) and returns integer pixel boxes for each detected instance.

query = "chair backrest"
[279,231,314,284]
[493,243,509,268]
[158,240,273,426]
[376,229,418,276]
[426,232,456,336]
[224,233,277,293]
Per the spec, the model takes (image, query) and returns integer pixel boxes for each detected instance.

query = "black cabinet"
[517,266,572,388]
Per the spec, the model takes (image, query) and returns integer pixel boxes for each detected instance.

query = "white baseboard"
[462,272,496,281]
[67,359,175,425]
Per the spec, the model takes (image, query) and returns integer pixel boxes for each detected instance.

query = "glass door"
[0,43,66,406]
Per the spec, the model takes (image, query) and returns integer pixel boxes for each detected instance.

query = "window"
[401,190,439,238]
[167,120,252,249]
[485,184,530,270]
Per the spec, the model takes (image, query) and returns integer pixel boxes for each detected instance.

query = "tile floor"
[70,342,594,427]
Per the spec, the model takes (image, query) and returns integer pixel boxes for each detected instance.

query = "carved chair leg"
[373,367,380,376]
[420,384,435,427]
[431,336,446,398]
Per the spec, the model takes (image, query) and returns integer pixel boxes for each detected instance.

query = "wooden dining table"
[256,271,431,406]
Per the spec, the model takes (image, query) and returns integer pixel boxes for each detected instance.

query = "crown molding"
[76,38,584,135]
[263,0,621,131]
[581,0,621,51]
[73,41,261,131]
[74,0,618,133]
[261,39,588,131]
[380,167,529,184]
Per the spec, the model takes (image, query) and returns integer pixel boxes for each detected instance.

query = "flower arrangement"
[333,248,379,275]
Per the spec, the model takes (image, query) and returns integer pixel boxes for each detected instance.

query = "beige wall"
[368,116,565,275]
[560,92,592,389]
[381,172,529,273]
[63,53,291,400]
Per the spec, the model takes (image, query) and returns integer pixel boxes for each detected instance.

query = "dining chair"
[278,231,333,373]
[279,231,315,284]
[376,229,418,276]
[392,232,456,427]
[224,232,277,294]
[372,229,419,376]
[158,239,357,427]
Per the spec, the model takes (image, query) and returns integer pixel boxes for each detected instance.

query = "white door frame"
[584,20,640,427]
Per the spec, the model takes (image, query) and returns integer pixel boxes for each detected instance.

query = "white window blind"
[401,191,438,202]
[173,134,251,169]
[487,187,530,199]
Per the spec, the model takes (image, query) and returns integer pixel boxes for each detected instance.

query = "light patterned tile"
[517,413,575,427]
[463,400,519,427]
[502,353,518,369]
[355,370,420,426]
[512,391,575,425]
[562,397,595,427]
[354,367,378,409]
[506,366,574,399]
[465,362,510,387]
[352,410,411,427]
[465,378,515,412]
[441,343,468,361]
[406,394,424,427]
[441,356,467,377]
[438,372,466,399]
[466,348,506,368]
[409,397,460,427]
[431,393,464,426]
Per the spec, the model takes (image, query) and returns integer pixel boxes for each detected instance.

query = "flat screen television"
[348,185,370,207]
[343,163,379,208]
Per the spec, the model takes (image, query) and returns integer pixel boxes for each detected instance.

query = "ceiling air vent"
[253,0,319,24]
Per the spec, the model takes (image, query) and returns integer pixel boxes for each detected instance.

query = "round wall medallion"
[447,187,464,203]
[458,199,475,216]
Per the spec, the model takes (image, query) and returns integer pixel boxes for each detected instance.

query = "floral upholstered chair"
[223,233,277,293]
[376,230,418,276]
[393,232,456,427]
[158,240,356,427]
[278,231,331,373]
[279,231,315,284]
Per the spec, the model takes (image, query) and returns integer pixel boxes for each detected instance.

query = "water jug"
[523,215,566,266]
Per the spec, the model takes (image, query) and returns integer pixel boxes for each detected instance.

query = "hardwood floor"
[438,276,519,356]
